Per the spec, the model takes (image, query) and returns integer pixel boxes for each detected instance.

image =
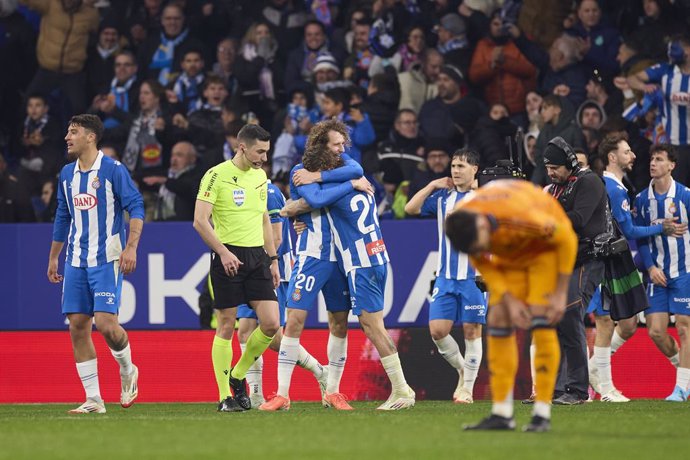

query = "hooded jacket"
[575,99,607,129]
[531,96,586,186]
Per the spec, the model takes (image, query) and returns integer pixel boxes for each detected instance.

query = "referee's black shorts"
[210,245,277,309]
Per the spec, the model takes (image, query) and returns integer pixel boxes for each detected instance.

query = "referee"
[193,124,280,412]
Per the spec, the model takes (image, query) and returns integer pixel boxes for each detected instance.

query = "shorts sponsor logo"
[366,239,386,256]
[233,189,245,207]
[292,289,301,301]
[95,292,115,297]
[465,304,484,310]
[73,193,98,210]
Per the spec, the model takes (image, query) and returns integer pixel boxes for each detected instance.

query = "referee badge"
[233,189,245,206]
[92,176,101,189]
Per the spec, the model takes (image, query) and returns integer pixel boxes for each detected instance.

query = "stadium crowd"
[1,0,690,222]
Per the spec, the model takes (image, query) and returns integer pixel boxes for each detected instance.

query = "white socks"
[241,342,264,400]
[297,345,324,379]
[110,343,133,377]
[433,335,465,375]
[610,330,627,354]
[492,393,514,418]
[276,335,299,397]
[529,342,537,394]
[533,401,551,419]
[593,346,613,394]
[676,367,690,390]
[380,353,408,393]
[76,359,102,401]
[463,338,482,391]
[327,334,347,394]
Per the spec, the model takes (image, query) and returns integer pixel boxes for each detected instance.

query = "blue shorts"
[429,277,487,324]
[286,256,350,312]
[348,265,387,316]
[646,273,690,316]
[587,286,606,316]
[237,282,288,325]
[62,261,122,315]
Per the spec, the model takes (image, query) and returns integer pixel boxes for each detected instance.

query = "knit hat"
[543,142,569,166]
[439,65,464,86]
[313,53,340,74]
[439,13,466,36]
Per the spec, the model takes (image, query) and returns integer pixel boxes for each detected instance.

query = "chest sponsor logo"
[233,189,245,206]
[73,193,98,210]
[366,239,386,256]
[671,92,690,106]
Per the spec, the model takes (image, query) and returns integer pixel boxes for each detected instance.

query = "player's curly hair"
[304,118,351,153]
[303,144,343,172]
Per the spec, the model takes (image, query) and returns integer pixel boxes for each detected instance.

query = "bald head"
[170,141,197,172]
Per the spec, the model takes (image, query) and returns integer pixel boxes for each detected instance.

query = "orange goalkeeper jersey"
[455,179,577,276]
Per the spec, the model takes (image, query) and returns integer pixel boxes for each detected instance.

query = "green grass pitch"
[0,401,687,460]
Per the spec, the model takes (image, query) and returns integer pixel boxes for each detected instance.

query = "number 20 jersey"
[326,189,389,273]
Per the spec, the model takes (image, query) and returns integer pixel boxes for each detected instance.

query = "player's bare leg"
[94,312,138,408]
[358,310,415,410]
[647,313,680,365]
[67,314,105,414]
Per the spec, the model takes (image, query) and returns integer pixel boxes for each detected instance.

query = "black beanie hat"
[543,142,569,166]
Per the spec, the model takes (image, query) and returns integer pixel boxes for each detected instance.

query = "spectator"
[14,93,63,195]
[517,0,572,51]
[418,65,485,149]
[126,0,163,36]
[212,37,239,97]
[576,100,606,130]
[183,75,228,169]
[531,94,586,185]
[612,37,655,109]
[511,25,589,107]
[398,48,443,113]
[36,177,56,222]
[361,72,399,144]
[407,141,451,201]
[458,0,497,47]
[272,88,314,177]
[122,79,180,220]
[0,154,35,222]
[143,141,203,221]
[90,50,140,153]
[233,22,282,123]
[343,20,373,89]
[525,90,543,134]
[631,0,686,62]
[22,0,99,115]
[168,48,206,115]
[469,9,536,119]
[378,109,425,190]
[568,0,620,78]
[284,20,345,94]
[435,13,471,77]
[585,68,622,120]
[260,0,309,56]
[333,7,368,55]
[137,3,206,86]
[0,1,36,158]
[309,53,352,109]
[85,16,122,102]
[370,25,425,76]
[470,102,518,169]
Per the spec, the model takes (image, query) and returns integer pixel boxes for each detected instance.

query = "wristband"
[270,255,279,261]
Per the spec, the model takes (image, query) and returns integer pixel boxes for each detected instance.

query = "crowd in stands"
[1,0,690,222]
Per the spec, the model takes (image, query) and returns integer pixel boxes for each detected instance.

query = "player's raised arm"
[405,177,453,216]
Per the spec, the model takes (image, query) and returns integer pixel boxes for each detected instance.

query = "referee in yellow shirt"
[193,124,280,412]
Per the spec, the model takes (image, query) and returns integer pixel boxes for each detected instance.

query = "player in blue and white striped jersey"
[405,148,485,404]
[628,35,690,184]
[633,144,690,401]
[47,115,144,414]
[283,143,416,411]
[260,120,366,411]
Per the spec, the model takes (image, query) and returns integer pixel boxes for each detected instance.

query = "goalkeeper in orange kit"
[445,179,577,432]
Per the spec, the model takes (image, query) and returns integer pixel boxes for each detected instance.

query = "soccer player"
[446,179,577,432]
[404,149,486,403]
[282,144,416,411]
[633,145,690,401]
[193,124,281,412]
[592,135,686,402]
[260,119,369,411]
[236,180,327,408]
[47,114,144,414]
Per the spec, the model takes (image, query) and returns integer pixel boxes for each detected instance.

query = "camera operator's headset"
[547,136,579,171]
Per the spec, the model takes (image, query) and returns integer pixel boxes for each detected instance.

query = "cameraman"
[589,134,687,401]
[544,136,607,405]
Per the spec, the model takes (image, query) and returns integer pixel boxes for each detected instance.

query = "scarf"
[173,73,204,114]
[150,28,190,85]
[24,114,48,137]
[438,36,468,54]
[97,44,119,60]
[302,44,329,80]
[103,76,136,129]
[398,44,419,71]
[156,164,194,220]
[122,111,161,171]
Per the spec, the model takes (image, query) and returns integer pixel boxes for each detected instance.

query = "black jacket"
[377,131,425,185]
[470,116,518,170]
[158,164,205,221]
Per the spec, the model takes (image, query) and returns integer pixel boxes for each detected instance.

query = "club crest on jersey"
[73,193,98,210]
[621,200,629,212]
[668,202,677,215]
[292,289,301,301]
[92,176,101,189]
[233,189,245,206]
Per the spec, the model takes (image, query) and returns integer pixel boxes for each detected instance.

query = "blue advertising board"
[0,220,441,330]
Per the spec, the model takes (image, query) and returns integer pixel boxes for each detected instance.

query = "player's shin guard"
[231,327,273,380]
[487,327,517,418]
[276,336,300,397]
[463,338,482,391]
[212,336,233,401]
[531,320,560,419]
